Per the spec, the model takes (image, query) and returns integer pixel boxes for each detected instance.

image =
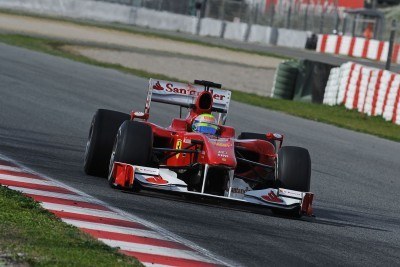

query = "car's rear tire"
[275,146,311,192]
[237,132,276,150]
[108,121,153,189]
[84,109,130,177]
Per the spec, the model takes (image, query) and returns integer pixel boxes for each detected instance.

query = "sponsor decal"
[261,191,283,203]
[135,166,159,175]
[153,81,164,90]
[183,138,191,144]
[231,187,250,195]
[210,140,232,148]
[145,176,168,185]
[226,178,251,199]
[278,188,303,199]
[134,111,145,117]
[153,81,226,101]
[273,133,282,139]
[217,151,229,158]
[175,139,182,159]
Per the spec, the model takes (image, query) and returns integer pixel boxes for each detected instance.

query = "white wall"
[277,28,309,49]
[248,25,272,44]
[199,18,222,37]
[0,0,309,49]
[135,8,197,34]
[223,21,247,42]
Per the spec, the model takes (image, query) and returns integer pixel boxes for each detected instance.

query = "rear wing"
[144,79,232,122]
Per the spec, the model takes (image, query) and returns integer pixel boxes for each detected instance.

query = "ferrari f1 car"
[84,79,314,217]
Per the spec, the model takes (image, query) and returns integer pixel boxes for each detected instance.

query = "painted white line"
[40,202,127,220]
[99,239,216,264]
[0,174,53,185]
[62,219,169,240]
[0,165,24,172]
[7,186,90,202]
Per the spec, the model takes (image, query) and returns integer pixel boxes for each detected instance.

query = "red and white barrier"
[317,34,400,64]
[323,62,400,125]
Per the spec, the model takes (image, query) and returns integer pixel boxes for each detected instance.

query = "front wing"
[110,162,314,216]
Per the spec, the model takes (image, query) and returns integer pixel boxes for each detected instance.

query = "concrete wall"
[276,28,309,49]
[223,21,248,42]
[0,0,132,24]
[248,25,272,44]
[134,8,197,34]
[199,18,222,37]
[0,0,309,49]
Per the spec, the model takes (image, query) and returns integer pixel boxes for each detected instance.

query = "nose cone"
[204,137,236,168]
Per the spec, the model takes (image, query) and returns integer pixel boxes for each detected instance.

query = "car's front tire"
[108,121,153,190]
[272,146,311,218]
[84,109,129,177]
[275,146,311,192]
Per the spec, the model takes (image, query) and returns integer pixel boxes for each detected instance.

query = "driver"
[192,113,219,135]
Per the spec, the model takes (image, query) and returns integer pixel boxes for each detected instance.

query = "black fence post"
[269,2,275,27]
[303,3,309,31]
[286,1,292,28]
[386,19,397,71]
[319,6,325,33]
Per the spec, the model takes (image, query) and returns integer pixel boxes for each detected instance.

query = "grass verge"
[0,33,399,142]
[0,185,141,266]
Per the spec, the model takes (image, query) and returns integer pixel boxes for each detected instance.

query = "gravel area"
[0,13,281,68]
[65,45,275,95]
[0,12,279,95]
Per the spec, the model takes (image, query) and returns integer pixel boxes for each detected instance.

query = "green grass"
[0,186,141,266]
[0,33,399,142]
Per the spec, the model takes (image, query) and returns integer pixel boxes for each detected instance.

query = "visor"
[194,122,218,135]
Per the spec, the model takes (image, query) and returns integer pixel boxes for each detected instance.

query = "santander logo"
[152,81,226,101]
[153,81,164,90]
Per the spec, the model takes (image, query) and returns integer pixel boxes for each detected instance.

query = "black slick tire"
[108,121,153,190]
[275,146,311,192]
[84,109,129,177]
[272,146,311,218]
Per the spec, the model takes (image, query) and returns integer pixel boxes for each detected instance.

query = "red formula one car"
[84,79,314,217]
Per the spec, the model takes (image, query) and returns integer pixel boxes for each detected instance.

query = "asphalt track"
[1,43,400,266]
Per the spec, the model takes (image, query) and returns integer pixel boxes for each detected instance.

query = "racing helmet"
[192,113,219,135]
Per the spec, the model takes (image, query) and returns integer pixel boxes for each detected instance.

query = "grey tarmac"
[1,43,400,266]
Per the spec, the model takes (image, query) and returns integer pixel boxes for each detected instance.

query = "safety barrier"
[0,0,310,49]
[317,34,400,64]
[223,21,247,41]
[248,25,271,44]
[277,29,309,49]
[323,62,400,125]
[199,18,222,37]
[272,59,335,103]
[271,60,299,100]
